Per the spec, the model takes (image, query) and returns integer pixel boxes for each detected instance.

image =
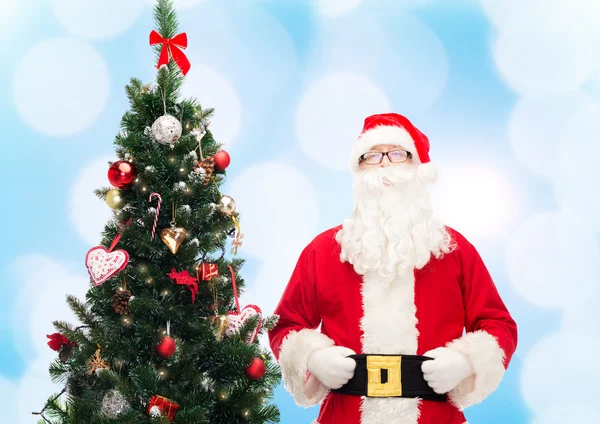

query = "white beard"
[336,165,454,285]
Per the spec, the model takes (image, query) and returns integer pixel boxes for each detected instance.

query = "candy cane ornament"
[149,193,163,241]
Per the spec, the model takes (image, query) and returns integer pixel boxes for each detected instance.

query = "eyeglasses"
[359,150,412,165]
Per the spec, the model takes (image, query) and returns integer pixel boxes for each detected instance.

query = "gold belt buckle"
[366,355,402,397]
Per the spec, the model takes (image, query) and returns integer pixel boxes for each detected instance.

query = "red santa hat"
[350,113,438,184]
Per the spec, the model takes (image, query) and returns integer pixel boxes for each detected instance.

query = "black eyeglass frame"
[358,149,413,165]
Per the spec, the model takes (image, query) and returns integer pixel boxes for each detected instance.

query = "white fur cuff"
[278,328,335,407]
[445,330,506,410]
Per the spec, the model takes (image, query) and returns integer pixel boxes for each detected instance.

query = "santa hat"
[350,113,438,184]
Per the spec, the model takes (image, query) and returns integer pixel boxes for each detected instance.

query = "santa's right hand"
[307,346,357,389]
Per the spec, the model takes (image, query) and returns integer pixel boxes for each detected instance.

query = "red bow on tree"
[149,30,191,76]
[46,333,76,351]
[168,269,199,304]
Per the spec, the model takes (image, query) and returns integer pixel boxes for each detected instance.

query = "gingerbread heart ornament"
[225,305,263,344]
[86,246,129,286]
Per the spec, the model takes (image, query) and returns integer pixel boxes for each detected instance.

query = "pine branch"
[32,388,66,424]
[66,295,96,327]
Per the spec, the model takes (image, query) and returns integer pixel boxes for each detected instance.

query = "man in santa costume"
[268,113,518,424]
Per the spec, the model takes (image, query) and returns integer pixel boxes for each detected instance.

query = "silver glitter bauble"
[151,115,182,146]
[100,389,130,419]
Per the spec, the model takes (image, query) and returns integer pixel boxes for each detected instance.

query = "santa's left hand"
[421,347,474,394]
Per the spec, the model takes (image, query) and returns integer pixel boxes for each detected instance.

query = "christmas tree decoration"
[147,395,179,422]
[167,268,199,303]
[199,262,219,281]
[149,29,191,76]
[224,266,262,343]
[108,160,137,189]
[244,357,266,381]
[219,195,236,215]
[152,115,182,146]
[85,219,131,286]
[112,279,132,315]
[105,189,125,210]
[160,201,187,254]
[213,150,231,171]
[160,225,187,254]
[100,389,130,419]
[155,336,176,358]
[148,192,162,241]
[87,345,110,375]
[37,2,281,421]
[194,156,215,185]
[210,314,229,342]
[229,215,244,255]
[155,322,176,359]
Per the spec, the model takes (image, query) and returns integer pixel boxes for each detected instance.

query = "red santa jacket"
[268,225,517,424]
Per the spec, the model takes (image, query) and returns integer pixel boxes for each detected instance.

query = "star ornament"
[168,268,199,304]
[87,348,110,375]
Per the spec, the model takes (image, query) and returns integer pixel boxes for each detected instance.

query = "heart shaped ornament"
[160,227,187,254]
[86,246,129,286]
[225,305,263,344]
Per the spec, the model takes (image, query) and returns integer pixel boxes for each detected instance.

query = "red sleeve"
[268,242,334,406]
[445,233,518,410]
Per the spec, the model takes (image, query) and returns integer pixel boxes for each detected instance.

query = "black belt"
[331,354,447,402]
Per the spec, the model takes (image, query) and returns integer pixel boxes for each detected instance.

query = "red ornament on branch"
[108,160,137,189]
[147,395,179,422]
[155,336,176,359]
[213,150,230,171]
[245,357,266,381]
[149,30,191,76]
[200,263,219,281]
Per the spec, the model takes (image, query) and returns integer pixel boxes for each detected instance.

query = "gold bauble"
[219,195,236,215]
[210,315,229,342]
[106,189,125,210]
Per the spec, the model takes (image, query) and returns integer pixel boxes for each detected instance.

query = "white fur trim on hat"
[445,330,507,410]
[278,328,334,407]
[350,125,419,172]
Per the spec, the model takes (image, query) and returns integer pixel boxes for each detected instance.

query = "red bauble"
[155,336,176,359]
[244,357,266,380]
[213,150,230,171]
[108,160,137,188]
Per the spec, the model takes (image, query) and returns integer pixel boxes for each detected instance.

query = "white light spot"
[507,91,596,179]
[315,0,367,17]
[11,256,88,362]
[505,212,600,308]
[493,7,594,94]
[13,38,109,137]
[70,157,114,247]
[227,162,319,258]
[554,99,600,233]
[296,73,391,170]
[430,164,516,241]
[52,0,146,40]
[522,329,600,417]
[182,65,242,148]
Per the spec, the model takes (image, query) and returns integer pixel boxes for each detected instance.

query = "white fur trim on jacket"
[445,330,506,410]
[350,125,418,172]
[278,328,335,407]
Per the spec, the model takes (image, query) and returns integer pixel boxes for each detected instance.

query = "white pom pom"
[417,162,438,185]
[149,405,162,417]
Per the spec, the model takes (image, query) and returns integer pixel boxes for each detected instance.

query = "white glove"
[422,347,474,394]
[307,346,357,389]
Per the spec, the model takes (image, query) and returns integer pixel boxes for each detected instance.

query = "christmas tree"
[34,1,281,423]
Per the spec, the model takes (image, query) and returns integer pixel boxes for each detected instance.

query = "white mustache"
[356,166,417,190]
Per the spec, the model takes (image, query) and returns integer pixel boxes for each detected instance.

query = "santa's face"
[336,144,453,284]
